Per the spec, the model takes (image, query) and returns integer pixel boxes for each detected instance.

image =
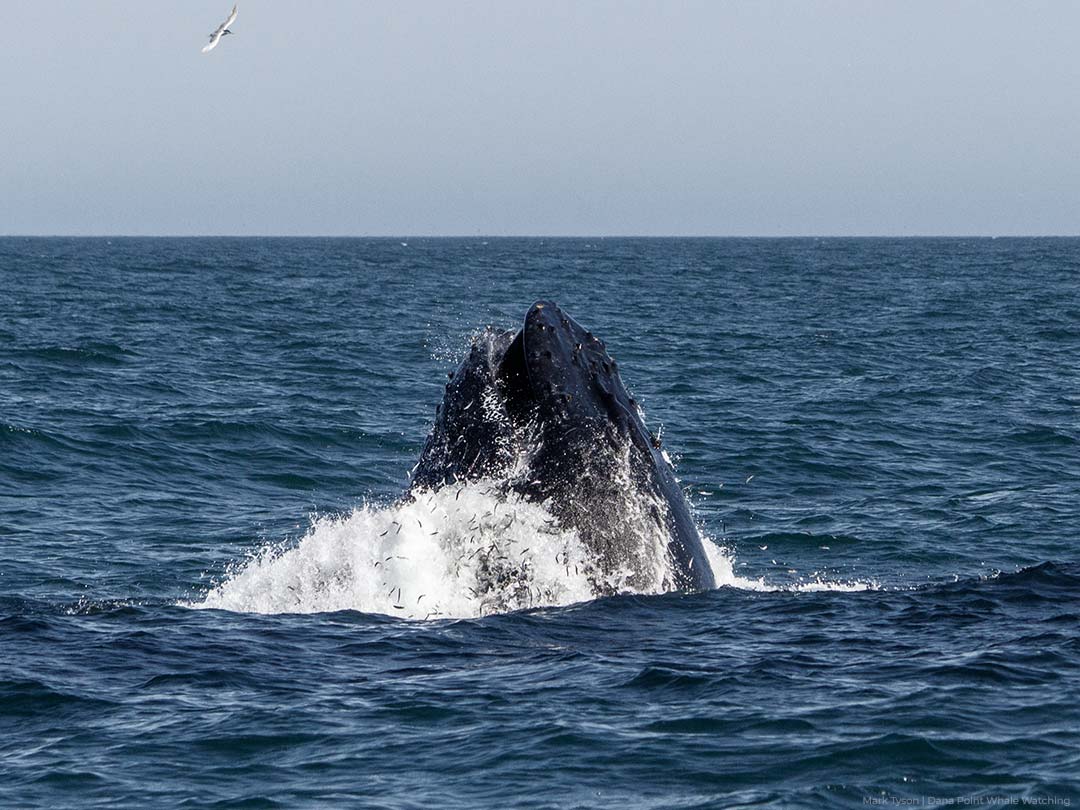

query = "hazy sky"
[2,1,1078,235]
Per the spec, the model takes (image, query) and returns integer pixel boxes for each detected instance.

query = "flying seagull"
[201,4,238,53]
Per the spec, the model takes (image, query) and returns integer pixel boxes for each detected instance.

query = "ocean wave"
[11,342,136,367]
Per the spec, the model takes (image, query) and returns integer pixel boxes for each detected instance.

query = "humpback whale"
[411,301,715,593]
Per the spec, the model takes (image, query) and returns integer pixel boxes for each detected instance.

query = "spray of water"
[196,483,595,618]
[701,539,877,593]
[192,478,873,619]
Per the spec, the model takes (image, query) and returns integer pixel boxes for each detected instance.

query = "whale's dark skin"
[411,301,715,592]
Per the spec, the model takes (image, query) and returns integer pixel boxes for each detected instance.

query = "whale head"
[410,300,715,593]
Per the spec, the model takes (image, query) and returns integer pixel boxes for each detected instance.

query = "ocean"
[1,237,1077,808]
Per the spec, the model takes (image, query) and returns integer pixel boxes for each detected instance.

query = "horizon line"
[4,233,1080,240]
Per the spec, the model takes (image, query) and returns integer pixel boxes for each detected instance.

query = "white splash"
[702,538,878,593]
[194,483,601,619]
[191,485,875,620]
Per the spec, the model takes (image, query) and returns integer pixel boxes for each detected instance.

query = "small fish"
[417,594,425,603]
[745,474,755,484]
[379,530,389,537]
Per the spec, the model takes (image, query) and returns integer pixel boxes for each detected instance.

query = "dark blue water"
[2,237,1078,808]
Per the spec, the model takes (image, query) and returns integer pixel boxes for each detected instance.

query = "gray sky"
[2,1,1078,236]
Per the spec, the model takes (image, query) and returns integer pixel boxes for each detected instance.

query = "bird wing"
[201,5,236,53]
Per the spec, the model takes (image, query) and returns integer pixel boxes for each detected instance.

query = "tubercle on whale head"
[428,301,660,473]
[495,301,652,454]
